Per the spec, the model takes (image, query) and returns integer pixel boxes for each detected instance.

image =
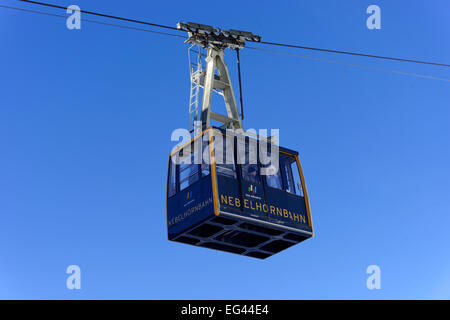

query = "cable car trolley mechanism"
[166,22,313,259]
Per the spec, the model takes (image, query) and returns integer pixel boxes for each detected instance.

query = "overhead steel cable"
[253,40,450,68]
[2,4,449,84]
[1,4,186,38]
[19,0,181,31]
[246,46,450,83]
[12,0,450,69]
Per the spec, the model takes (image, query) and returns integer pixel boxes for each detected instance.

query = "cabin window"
[214,134,236,179]
[179,149,199,191]
[283,155,304,197]
[201,139,210,177]
[168,157,177,197]
[265,164,283,190]
[216,163,236,178]
[238,140,261,184]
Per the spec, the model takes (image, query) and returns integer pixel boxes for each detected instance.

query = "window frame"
[280,152,305,198]
[167,156,178,198]
[214,133,237,179]
[178,147,200,192]
[201,138,211,178]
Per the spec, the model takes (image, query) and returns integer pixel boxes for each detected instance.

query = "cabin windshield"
[281,154,304,197]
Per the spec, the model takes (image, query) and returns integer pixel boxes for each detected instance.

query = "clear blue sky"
[1,0,449,299]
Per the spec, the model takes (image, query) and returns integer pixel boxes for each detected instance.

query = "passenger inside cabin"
[265,164,282,190]
[244,165,260,184]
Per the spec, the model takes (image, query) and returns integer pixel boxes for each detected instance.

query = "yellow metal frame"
[208,128,220,216]
[169,129,207,157]
[295,155,313,235]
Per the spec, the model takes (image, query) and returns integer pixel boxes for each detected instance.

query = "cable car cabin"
[166,127,313,259]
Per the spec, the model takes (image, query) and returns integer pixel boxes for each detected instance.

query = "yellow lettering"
[220,194,227,204]
[270,206,275,215]
[276,207,282,216]
[220,195,305,224]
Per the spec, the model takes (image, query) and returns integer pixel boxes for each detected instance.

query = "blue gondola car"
[166,127,313,259]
